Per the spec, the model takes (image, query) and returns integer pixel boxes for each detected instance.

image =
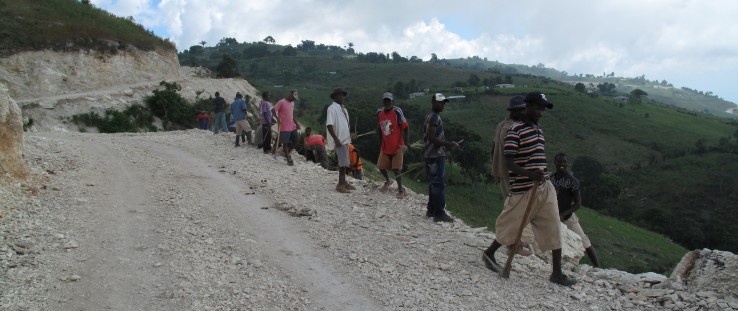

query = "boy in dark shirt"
[551,152,600,267]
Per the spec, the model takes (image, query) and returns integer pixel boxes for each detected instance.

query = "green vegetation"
[71,104,155,133]
[0,0,175,55]
[180,40,738,274]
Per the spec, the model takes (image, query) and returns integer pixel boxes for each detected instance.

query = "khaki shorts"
[563,213,591,248]
[235,120,252,135]
[495,180,561,251]
[377,151,404,170]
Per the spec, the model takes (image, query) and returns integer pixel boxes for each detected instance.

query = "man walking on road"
[326,88,354,193]
[551,152,600,267]
[482,92,576,286]
[272,89,300,166]
[492,95,533,256]
[259,91,274,154]
[212,91,228,134]
[377,92,410,199]
[424,93,459,222]
[230,92,252,147]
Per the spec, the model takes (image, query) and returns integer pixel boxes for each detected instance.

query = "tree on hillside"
[297,40,315,51]
[391,51,408,63]
[145,81,191,130]
[263,36,275,44]
[430,53,439,63]
[216,54,239,78]
[575,82,586,93]
[282,45,297,56]
[217,37,238,47]
[467,74,480,87]
[597,82,616,94]
[199,40,206,47]
[630,88,648,103]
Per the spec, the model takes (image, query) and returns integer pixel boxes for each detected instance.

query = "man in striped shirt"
[482,92,577,286]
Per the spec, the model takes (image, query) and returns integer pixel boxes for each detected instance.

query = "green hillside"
[179,41,738,263]
[444,58,738,117]
[0,0,175,55]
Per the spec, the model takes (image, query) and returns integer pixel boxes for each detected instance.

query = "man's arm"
[559,188,582,219]
[327,125,341,147]
[426,123,459,150]
[504,156,545,182]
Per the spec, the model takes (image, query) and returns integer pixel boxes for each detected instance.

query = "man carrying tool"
[424,93,459,222]
[377,92,410,198]
[492,95,533,256]
[482,92,577,286]
[326,88,354,193]
[551,152,600,267]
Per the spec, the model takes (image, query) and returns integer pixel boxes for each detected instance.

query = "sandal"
[395,190,407,199]
[380,180,392,193]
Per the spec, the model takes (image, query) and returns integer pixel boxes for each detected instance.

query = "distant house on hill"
[495,84,515,88]
[409,92,426,99]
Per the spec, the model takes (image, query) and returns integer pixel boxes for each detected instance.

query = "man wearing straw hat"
[326,88,354,193]
[482,92,576,286]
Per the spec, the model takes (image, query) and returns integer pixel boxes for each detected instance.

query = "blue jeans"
[212,112,227,134]
[425,157,446,217]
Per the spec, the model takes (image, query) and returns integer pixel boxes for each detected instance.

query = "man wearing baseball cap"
[376,92,410,198]
[424,93,460,222]
[483,92,577,286]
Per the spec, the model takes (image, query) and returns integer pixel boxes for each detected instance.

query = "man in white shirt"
[326,88,354,193]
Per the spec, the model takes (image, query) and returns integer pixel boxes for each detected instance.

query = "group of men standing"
[206,88,599,286]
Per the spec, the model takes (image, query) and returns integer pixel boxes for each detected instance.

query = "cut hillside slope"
[0,48,258,132]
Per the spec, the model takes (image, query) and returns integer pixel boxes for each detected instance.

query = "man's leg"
[585,247,600,268]
[212,113,220,134]
[379,169,392,192]
[483,240,503,272]
[393,168,405,197]
[221,114,228,134]
[262,124,272,153]
[316,146,329,168]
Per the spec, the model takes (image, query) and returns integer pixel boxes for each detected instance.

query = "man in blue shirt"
[230,92,252,147]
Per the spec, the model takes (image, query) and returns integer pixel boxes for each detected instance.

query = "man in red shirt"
[303,127,329,169]
[376,92,410,198]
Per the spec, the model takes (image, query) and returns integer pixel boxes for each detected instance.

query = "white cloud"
[92,0,738,104]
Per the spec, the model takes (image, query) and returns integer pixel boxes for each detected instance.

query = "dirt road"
[27,132,378,310]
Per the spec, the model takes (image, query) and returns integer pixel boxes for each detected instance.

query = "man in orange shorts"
[376,92,409,198]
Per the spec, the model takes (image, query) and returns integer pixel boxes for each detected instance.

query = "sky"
[91,0,738,106]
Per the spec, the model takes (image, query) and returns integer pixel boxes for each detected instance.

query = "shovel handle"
[500,181,540,279]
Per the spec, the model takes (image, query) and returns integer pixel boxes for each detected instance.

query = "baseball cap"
[507,95,525,111]
[382,92,394,100]
[433,93,449,102]
[523,92,553,109]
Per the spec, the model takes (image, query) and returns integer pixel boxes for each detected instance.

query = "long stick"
[354,130,376,138]
[500,181,540,279]
[272,120,280,158]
